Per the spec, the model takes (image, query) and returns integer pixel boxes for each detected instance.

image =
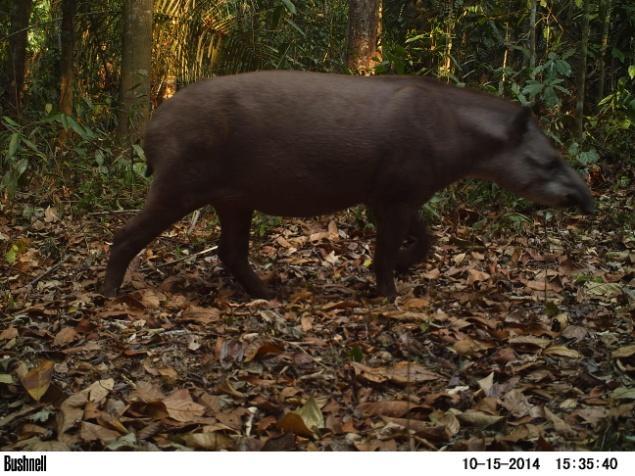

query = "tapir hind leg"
[396,212,432,273]
[102,181,200,297]
[215,206,273,299]
[372,205,412,299]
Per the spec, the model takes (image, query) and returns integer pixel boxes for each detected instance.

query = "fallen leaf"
[501,389,534,418]
[181,305,221,323]
[181,432,232,450]
[544,406,574,435]
[53,327,78,347]
[134,382,165,403]
[20,361,54,401]
[278,397,324,438]
[381,416,452,442]
[610,387,635,401]
[544,345,580,359]
[87,379,114,404]
[508,336,551,349]
[401,297,430,309]
[79,422,120,444]
[478,372,495,396]
[162,389,205,422]
[0,327,18,340]
[58,391,89,434]
[612,345,635,359]
[243,341,284,363]
[457,410,504,428]
[467,269,490,284]
[352,361,440,385]
[584,282,622,299]
[356,400,413,417]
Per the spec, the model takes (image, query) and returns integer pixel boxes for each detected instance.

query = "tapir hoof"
[250,286,275,300]
[100,285,118,298]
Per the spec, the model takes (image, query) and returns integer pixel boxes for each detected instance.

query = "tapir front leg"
[397,212,432,273]
[372,205,412,299]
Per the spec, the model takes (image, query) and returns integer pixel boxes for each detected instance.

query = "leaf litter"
[0,188,633,450]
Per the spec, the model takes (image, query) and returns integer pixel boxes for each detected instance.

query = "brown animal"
[102,71,594,299]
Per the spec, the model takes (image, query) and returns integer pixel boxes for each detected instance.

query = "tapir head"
[475,106,595,214]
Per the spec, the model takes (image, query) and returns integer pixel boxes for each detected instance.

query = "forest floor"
[1,174,634,451]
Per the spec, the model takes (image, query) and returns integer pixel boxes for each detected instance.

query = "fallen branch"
[155,245,218,269]
[87,209,141,216]
[26,255,68,288]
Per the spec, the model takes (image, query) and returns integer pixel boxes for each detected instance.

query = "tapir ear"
[510,105,532,140]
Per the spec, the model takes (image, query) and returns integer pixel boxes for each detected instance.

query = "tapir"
[102,71,594,299]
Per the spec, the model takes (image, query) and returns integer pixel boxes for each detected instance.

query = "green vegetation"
[1,0,633,223]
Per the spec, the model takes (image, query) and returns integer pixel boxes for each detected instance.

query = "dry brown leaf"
[561,325,587,341]
[478,372,495,396]
[243,341,284,363]
[401,297,430,309]
[467,268,491,284]
[157,367,178,382]
[58,391,89,434]
[356,400,413,417]
[53,327,78,347]
[501,389,534,418]
[508,336,551,349]
[181,432,232,450]
[544,406,574,435]
[278,397,324,438]
[87,379,114,404]
[457,410,504,428]
[300,315,313,332]
[79,422,120,444]
[422,268,441,280]
[20,361,54,402]
[181,305,221,323]
[0,327,18,340]
[134,381,165,403]
[544,345,580,359]
[381,416,452,442]
[162,389,205,422]
[352,361,440,385]
[612,345,635,359]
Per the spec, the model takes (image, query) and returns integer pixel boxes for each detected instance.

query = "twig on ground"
[155,245,218,269]
[87,209,141,216]
[26,255,68,288]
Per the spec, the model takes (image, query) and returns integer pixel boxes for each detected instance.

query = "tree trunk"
[440,0,455,80]
[118,0,153,143]
[575,0,590,139]
[59,0,77,117]
[498,17,511,95]
[597,0,612,102]
[7,0,34,116]
[346,0,381,75]
[528,0,537,71]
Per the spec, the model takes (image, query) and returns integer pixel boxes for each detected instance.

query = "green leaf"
[628,65,635,80]
[8,132,19,158]
[5,244,19,264]
[2,116,19,128]
[280,0,296,15]
[612,48,625,63]
[132,144,146,160]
